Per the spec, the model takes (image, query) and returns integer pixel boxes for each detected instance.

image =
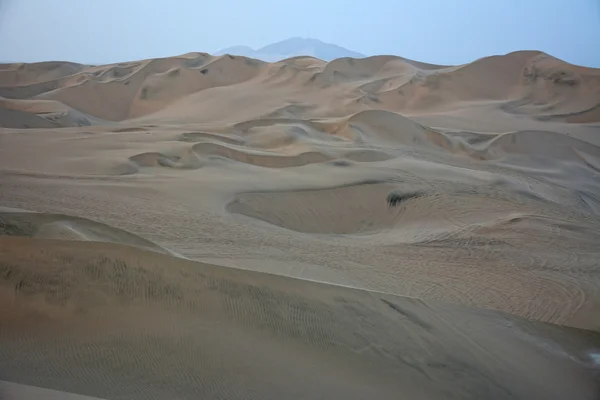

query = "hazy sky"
[1,0,599,66]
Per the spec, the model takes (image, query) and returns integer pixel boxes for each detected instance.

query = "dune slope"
[1,237,599,400]
[0,211,177,256]
[1,50,600,398]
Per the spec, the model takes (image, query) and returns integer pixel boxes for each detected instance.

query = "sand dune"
[228,182,415,234]
[1,237,599,400]
[2,381,110,400]
[2,50,598,128]
[129,142,394,171]
[0,211,176,256]
[340,109,453,148]
[1,50,600,398]
[484,129,600,162]
[0,61,86,87]
[192,142,332,168]
[0,97,100,128]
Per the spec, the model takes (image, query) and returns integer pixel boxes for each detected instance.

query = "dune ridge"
[1,50,599,127]
[0,211,178,256]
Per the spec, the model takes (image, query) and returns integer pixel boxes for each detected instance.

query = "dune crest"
[1,50,598,127]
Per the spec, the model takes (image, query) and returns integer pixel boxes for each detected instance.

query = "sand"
[1,50,600,399]
[1,237,599,399]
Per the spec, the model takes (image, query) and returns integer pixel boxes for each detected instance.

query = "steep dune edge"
[0,211,177,256]
[0,237,598,400]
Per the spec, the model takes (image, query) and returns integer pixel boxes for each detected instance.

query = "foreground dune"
[1,50,600,398]
[1,381,110,400]
[0,211,177,256]
[1,237,599,399]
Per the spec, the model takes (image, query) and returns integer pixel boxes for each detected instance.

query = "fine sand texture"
[0,237,599,400]
[1,51,600,398]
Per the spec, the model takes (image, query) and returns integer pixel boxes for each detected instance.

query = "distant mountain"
[215,37,365,62]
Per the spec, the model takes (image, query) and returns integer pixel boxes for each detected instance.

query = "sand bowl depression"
[227,183,406,234]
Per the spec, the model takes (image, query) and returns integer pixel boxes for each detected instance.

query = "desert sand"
[1,51,600,399]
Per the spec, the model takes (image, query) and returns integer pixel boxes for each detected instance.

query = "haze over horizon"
[1,0,599,67]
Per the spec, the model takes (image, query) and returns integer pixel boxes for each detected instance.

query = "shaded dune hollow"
[228,183,426,234]
[128,151,202,170]
[192,142,332,168]
[128,141,395,171]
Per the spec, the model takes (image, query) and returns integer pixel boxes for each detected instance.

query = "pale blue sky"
[1,0,599,66]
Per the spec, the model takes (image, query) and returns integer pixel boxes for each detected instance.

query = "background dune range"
[1,51,600,399]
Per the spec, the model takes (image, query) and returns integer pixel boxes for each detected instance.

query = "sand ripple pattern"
[0,238,598,400]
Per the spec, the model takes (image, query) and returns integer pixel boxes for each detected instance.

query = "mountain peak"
[215,38,365,62]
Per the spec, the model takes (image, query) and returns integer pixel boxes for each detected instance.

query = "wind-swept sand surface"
[1,51,600,398]
[1,237,599,400]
